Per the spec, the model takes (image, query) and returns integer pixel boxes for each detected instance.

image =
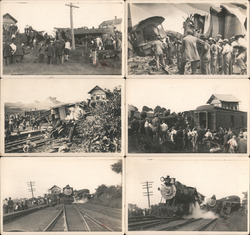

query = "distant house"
[3,13,17,26]
[49,185,61,195]
[88,85,108,102]
[99,16,122,32]
[207,94,239,110]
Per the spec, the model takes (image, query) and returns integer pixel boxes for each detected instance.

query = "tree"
[95,184,108,198]
[111,160,122,174]
[142,106,153,112]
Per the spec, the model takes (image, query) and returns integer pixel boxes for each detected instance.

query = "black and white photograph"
[127,2,248,75]
[2,79,122,154]
[1,157,123,232]
[127,79,248,153]
[127,157,248,232]
[2,0,123,75]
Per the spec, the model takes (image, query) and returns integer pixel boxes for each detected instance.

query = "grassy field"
[3,46,122,75]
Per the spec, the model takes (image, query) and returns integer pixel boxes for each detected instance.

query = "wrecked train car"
[129,16,166,56]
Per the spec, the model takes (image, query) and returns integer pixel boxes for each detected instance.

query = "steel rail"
[195,218,218,231]
[43,207,64,231]
[63,205,69,231]
[159,218,202,231]
[77,207,114,231]
[73,206,91,231]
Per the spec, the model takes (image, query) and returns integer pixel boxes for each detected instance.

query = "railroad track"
[128,216,176,231]
[129,216,218,231]
[43,204,113,232]
[5,133,49,153]
[157,218,218,231]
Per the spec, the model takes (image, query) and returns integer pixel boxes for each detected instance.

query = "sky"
[126,158,249,209]
[1,157,122,199]
[127,79,249,113]
[1,79,122,103]
[129,2,247,34]
[2,0,123,35]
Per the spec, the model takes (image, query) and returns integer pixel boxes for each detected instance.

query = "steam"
[73,198,88,204]
[184,202,218,219]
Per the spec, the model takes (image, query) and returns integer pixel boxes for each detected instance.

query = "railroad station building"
[88,85,108,102]
[99,16,122,32]
[49,185,61,195]
[206,94,239,110]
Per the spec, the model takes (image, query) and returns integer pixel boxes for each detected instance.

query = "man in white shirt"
[64,40,71,61]
[222,39,232,75]
[10,41,17,64]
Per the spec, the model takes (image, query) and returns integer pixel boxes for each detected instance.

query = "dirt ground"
[210,210,247,231]
[3,46,121,75]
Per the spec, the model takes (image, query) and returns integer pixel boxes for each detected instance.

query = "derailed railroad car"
[129,16,166,56]
[206,195,241,216]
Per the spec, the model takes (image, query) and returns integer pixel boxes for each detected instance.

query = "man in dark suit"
[46,41,54,64]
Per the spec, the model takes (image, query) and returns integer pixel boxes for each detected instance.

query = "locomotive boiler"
[152,176,203,217]
[61,184,74,204]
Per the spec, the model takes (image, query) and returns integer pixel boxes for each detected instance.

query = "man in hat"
[222,39,232,75]
[180,30,204,75]
[233,34,247,75]
[209,37,218,74]
[200,35,211,75]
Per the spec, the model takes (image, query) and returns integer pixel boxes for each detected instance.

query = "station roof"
[88,85,107,94]
[207,94,239,104]
[3,13,18,23]
[99,18,122,27]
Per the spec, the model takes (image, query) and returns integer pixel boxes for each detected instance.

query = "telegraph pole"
[65,2,79,50]
[142,181,153,208]
[27,181,36,201]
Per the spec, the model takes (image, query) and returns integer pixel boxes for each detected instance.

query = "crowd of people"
[151,31,247,75]
[3,23,122,66]
[5,113,45,140]
[2,196,55,215]
[130,114,247,153]
[2,197,28,214]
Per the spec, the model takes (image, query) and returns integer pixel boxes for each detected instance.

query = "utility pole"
[27,181,36,201]
[141,181,153,208]
[65,2,79,50]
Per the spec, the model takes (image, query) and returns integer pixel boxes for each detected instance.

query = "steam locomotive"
[152,176,204,217]
[205,195,241,216]
[61,185,74,204]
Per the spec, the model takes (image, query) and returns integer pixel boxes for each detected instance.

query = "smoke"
[73,198,88,204]
[184,202,218,219]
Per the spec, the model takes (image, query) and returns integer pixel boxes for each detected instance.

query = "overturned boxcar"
[129,16,166,56]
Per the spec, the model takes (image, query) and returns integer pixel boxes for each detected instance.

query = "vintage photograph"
[1,157,122,232]
[2,0,123,75]
[127,2,248,75]
[127,158,248,232]
[127,79,248,153]
[2,79,122,154]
